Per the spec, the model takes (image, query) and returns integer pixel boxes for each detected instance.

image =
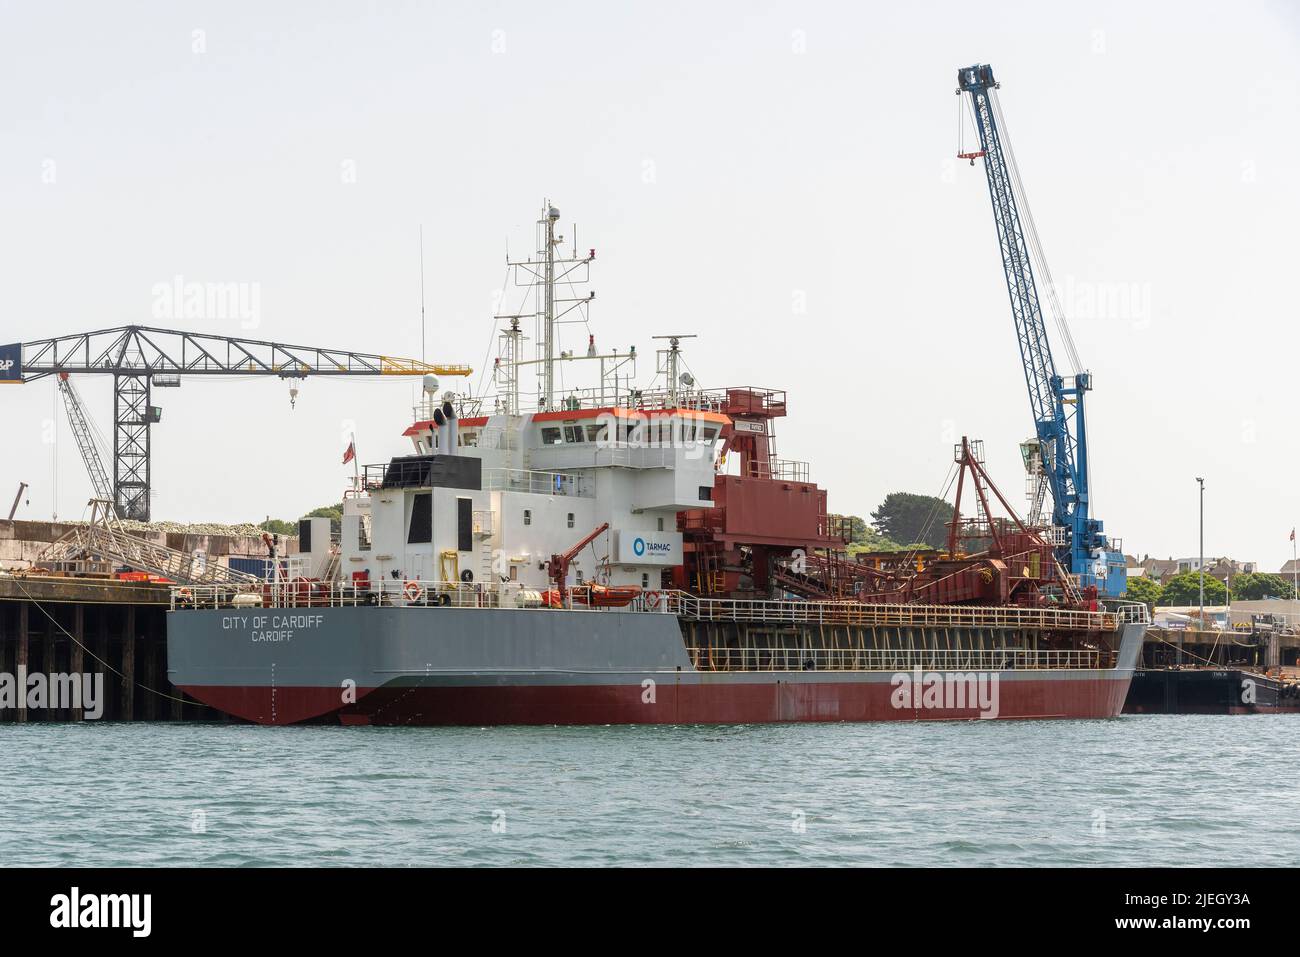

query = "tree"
[306,503,344,523]
[1230,572,1296,601]
[258,502,345,539]
[307,502,345,535]
[870,493,952,550]
[1123,575,1162,609]
[847,529,910,555]
[1157,572,1227,607]
[828,514,906,553]
[827,513,870,543]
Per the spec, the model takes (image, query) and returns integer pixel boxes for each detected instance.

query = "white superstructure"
[334,202,729,600]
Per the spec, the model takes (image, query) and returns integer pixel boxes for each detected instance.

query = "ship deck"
[169,580,1149,677]
[169,580,1146,629]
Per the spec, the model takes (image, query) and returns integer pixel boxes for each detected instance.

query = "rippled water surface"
[2,715,1295,866]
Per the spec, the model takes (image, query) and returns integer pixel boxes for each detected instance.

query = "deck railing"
[169,583,1148,633]
[1103,600,1151,625]
[529,385,786,416]
[481,467,595,498]
[171,579,617,612]
[662,592,1143,632]
[685,645,1104,673]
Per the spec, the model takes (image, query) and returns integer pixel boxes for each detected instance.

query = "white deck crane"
[56,373,114,503]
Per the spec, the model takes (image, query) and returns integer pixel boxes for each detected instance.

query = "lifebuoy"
[403,580,425,602]
[644,590,663,610]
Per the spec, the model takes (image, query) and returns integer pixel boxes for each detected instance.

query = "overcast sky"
[2,1,1297,569]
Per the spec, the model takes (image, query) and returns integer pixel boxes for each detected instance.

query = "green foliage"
[870,493,951,550]
[847,533,911,556]
[1230,572,1296,601]
[1123,575,1162,608]
[828,513,907,554]
[827,513,868,542]
[258,518,296,537]
[1157,572,1227,607]
[259,502,345,538]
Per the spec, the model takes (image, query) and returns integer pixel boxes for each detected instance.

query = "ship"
[166,202,1148,726]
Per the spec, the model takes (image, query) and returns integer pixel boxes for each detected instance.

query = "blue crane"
[955,63,1126,598]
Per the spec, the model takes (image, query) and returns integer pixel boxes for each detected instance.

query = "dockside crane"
[955,64,1126,597]
[2,326,470,521]
[56,373,114,503]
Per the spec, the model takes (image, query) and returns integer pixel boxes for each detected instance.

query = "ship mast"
[653,335,697,407]
[541,204,559,408]
[495,317,523,416]
[495,199,604,412]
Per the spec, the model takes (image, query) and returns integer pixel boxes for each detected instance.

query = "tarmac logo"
[50,887,151,937]
[632,537,671,557]
[889,667,1000,719]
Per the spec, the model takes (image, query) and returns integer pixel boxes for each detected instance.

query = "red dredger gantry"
[675,387,842,596]
[677,400,1085,610]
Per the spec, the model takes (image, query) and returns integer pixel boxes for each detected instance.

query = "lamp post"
[1196,477,1205,628]
[1292,527,1297,613]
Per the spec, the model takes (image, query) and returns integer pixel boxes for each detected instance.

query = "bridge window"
[540,427,563,445]
[407,493,432,544]
[457,497,473,552]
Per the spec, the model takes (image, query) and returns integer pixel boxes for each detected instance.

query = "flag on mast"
[342,440,356,465]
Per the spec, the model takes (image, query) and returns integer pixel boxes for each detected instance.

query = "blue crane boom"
[955,63,1125,598]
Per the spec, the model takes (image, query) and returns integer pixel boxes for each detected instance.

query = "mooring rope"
[10,577,193,708]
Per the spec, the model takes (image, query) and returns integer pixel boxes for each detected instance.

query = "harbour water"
[4,715,1295,867]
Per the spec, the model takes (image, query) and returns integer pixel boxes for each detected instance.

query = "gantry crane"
[2,326,470,521]
[955,64,1125,597]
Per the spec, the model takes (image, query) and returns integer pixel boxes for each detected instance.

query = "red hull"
[182,675,1132,726]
